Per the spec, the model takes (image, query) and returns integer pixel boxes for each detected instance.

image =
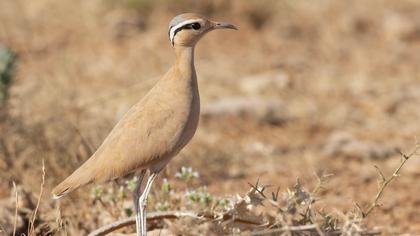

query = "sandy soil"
[0,0,419,235]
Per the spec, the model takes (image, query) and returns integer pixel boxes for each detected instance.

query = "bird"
[52,13,237,236]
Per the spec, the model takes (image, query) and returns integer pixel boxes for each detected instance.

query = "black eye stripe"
[169,22,202,45]
[173,26,186,40]
[182,23,201,30]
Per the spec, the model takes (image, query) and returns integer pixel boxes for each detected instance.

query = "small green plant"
[90,186,104,200]
[185,186,213,208]
[175,166,199,182]
[155,201,170,211]
[125,176,138,192]
[161,178,171,194]
[0,47,16,106]
[214,198,229,208]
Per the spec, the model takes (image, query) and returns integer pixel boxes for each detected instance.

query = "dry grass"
[0,0,420,235]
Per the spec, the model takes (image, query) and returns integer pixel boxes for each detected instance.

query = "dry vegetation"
[1,0,420,235]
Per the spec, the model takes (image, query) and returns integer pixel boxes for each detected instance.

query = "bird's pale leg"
[133,169,147,236]
[138,172,158,236]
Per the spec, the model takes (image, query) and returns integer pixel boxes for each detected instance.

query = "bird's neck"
[174,46,195,76]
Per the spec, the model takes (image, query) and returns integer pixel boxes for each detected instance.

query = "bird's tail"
[51,164,94,199]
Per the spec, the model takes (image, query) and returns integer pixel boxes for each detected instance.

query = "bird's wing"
[88,90,186,182]
[52,81,191,198]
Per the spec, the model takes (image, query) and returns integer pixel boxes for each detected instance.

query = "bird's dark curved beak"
[212,21,238,30]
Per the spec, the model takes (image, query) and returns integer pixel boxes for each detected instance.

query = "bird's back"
[52,67,200,198]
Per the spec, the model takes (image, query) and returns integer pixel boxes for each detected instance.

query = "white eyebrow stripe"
[169,19,200,45]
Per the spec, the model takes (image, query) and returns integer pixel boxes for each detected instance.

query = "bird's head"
[168,13,237,47]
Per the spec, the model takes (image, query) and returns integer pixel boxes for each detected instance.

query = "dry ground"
[0,0,420,235]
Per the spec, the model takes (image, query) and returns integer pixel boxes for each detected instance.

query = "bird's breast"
[176,83,200,149]
[166,75,200,152]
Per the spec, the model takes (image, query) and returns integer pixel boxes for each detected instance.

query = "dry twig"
[12,181,18,236]
[28,160,46,235]
[228,225,380,236]
[249,224,319,235]
[362,143,419,217]
[88,211,201,236]
[88,209,265,236]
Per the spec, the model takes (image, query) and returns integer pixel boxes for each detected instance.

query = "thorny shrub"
[88,167,379,235]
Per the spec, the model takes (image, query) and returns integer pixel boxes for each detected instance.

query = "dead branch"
[88,211,201,236]
[362,143,419,217]
[88,209,265,236]
[249,224,319,235]
[12,181,18,236]
[248,225,381,236]
[28,160,46,235]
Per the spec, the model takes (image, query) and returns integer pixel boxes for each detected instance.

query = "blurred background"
[0,0,420,235]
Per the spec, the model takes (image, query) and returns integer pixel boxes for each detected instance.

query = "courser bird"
[52,13,237,236]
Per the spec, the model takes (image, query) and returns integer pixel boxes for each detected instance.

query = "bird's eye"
[191,23,201,30]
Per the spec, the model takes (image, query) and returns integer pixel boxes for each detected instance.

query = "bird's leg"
[138,172,158,236]
[133,169,147,236]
